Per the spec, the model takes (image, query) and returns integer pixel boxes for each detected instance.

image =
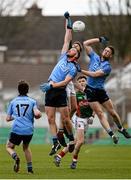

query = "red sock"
[73,155,78,161]
[59,151,65,158]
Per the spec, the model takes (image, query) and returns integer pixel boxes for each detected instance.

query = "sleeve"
[68,67,77,79]
[7,102,13,115]
[88,50,99,59]
[101,64,111,75]
[33,100,38,109]
[88,50,99,61]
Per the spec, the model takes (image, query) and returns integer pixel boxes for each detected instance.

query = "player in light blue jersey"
[6,80,41,173]
[40,12,82,156]
[79,37,131,143]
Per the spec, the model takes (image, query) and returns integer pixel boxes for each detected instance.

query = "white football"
[73,21,85,32]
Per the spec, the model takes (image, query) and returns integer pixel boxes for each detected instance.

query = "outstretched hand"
[40,83,53,92]
[64,11,72,29]
[99,36,109,45]
[64,11,70,19]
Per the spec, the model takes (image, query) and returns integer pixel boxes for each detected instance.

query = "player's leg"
[69,94,77,118]
[45,106,61,155]
[54,146,69,167]
[57,83,77,147]
[45,88,62,155]
[23,144,33,173]
[57,120,67,147]
[23,135,33,173]
[6,132,20,172]
[66,81,77,118]
[102,99,131,138]
[45,106,57,137]
[54,113,78,167]
[57,96,76,147]
[89,101,119,144]
[70,119,85,169]
[59,106,75,152]
[85,86,118,143]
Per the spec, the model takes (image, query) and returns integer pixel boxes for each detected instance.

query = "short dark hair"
[18,80,29,95]
[77,75,87,81]
[73,41,83,52]
[108,46,115,55]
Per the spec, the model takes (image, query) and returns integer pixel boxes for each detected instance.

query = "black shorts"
[9,132,33,146]
[84,85,109,104]
[45,87,67,107]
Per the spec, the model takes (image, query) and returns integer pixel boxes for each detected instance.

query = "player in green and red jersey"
[54,76,94,169]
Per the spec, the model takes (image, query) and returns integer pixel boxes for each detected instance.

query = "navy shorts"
[9,132,33,146]
[45,87,68,107]
[84,85,109,104]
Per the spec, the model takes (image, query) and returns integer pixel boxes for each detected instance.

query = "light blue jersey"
[7,96,38,135]
[48,53,77,82]
[87,50,112,89]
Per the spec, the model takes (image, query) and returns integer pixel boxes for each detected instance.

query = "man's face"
[77,78,86,88]
[102,47,112,59]
[67,47,79,59]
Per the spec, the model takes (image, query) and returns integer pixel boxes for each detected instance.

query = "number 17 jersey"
[7,95,38,135]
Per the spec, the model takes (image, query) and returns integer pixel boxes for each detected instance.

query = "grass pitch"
[0,144,131,179]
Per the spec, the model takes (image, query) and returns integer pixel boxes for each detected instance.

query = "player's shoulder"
[58,52,67,60]
[89,49,100,60]
[26,96,37,103]
[9,96,36,104]
[10,96,19,103]
[103,60,112,67]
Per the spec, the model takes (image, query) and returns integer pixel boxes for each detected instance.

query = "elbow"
[83,41,87,47]
[83,40,90,47]
[83,41,86,47]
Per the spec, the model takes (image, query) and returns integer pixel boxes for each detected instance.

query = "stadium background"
[0,2,131,146]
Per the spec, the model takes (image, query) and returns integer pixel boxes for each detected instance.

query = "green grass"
[0,144,131,179]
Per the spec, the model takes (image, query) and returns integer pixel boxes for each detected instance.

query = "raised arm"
[61,12,73,54]
[83,36,109,55]
[83,38,99,55]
